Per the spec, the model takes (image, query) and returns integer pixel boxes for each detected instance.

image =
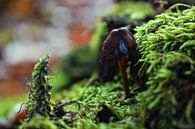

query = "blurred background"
[0,0,114,97]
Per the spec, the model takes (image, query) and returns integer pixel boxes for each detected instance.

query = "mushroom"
[99,27,137,98]
[154,0,168,13]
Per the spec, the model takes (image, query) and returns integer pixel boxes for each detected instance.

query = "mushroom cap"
[99,27,137,67]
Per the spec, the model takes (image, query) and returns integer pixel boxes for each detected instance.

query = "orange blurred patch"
[68,22,92,46]
[8,0,38,18]
[59,0,89,8]
[11,109,28,125]
[0,79,27,96]
[7,61,35,80]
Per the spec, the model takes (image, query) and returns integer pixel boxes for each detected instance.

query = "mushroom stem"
[118,56,130,98]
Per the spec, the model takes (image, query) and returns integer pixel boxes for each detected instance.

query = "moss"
[19,115,57,129]
[53,80,144,129]
[107,1,155,21]
[135,4,195,60]
[135,4,195,129]
[26,54,52,119]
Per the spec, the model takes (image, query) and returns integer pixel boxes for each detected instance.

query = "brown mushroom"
[154,0,168,13]
[99,27,137,98]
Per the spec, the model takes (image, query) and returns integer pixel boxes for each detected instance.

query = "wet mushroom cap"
[99,29,119,66]
[118,27,136,49]
[118,27,137,63]
[99,27,137,67]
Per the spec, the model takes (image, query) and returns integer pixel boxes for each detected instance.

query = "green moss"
[108,1,155,21]
[52,80,144,129]
[135,4,195,129]
[135,4,195,60]
[19,115,57,129]
[26,54,52,119]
